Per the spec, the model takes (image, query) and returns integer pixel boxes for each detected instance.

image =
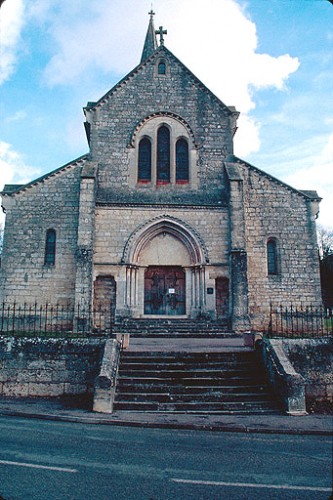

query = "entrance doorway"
[93,276,116,331]
[144,266,185,315]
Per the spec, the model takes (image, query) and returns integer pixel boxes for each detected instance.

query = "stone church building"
[0,14,322,332]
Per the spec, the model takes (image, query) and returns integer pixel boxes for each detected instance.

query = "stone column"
[230,249,250,331]
[305,195,323,305]
[74,163,98,327]
[225,162,250,331]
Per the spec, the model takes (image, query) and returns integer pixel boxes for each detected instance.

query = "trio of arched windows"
[138,125,189,184]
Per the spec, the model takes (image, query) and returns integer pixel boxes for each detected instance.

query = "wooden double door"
[144,266,186,315]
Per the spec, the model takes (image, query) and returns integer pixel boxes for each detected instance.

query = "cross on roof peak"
[148,9,155,18]
[155,25,167,46]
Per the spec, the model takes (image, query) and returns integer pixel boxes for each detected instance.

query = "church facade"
[0,15,322,332]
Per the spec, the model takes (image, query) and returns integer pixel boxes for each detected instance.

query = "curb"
[0,409,332,436]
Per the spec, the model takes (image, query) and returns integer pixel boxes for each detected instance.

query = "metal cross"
[155,26,167,46]
[148,9,155,18]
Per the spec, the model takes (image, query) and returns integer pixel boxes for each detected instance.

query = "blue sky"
[1,0,332,228]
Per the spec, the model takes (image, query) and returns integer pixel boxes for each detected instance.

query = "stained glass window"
[176,138,189,182]
[267,239,278,275]
[138,138,152,182]
[158,61,166,75]
[157,126,170,182]
[45,229,56,266]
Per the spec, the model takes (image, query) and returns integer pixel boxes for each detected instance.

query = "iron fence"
[0,302,113,337]
[268,303,333,338]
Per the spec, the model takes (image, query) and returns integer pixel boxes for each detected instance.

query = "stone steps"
[115,392,275,403]
[113,401,280,414]
[113,319,230,338]
[117,384,271,394]
[114,349,282,415]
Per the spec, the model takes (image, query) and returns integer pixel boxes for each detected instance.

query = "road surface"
[0,415,331,499]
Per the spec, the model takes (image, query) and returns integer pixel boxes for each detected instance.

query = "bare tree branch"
[318,225,333,259]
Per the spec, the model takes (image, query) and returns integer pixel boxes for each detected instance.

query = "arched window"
[157,126,170,183]
[158,61,166,75]
[44,229,56,266]
[176,138,189,182]
[267,239,278,275]
[138,138,152,182]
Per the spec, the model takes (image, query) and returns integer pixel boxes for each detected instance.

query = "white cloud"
[0,140,42,224]
[283,133,333,229]
[41,0,146,86]
[0,0,25,84]
[234,115,261,157]
[35,0,299,158]
[0,141,40,188]
[5,110,27,123]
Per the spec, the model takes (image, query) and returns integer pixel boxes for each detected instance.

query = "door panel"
[216,277,229,320]
[144,266,185,315]
[93,276,116,331]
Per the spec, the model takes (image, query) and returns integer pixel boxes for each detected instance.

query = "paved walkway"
[124,336,254,352]
[0,397,331,435]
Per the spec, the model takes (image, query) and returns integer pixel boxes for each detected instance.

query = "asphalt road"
[0,416,331,500]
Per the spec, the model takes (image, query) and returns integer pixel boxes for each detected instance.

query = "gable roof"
[1,154,87,198]
[84,45,239,119]
[231,155,321,202]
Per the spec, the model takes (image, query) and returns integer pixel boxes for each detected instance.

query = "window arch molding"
[157,59,167,75]
[154,58,170,77]
[129,112,197,148]
[129,113,197,188]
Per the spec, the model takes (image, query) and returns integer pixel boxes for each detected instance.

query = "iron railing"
[0,302,114,337]
[268,303,333,338]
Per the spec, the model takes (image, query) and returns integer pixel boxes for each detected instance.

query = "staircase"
[113,318,229,337]
[113,348,282,415]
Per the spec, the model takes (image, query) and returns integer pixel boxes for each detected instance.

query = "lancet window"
[44,229,56,266]
[267,238,278,275]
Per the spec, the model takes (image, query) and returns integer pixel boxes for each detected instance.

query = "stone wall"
[261,338,333,414]
[283,338,333,409]
[94,206,229,266]
[238,161,322,329]
[0,337,105,397]
[0,162,82,304]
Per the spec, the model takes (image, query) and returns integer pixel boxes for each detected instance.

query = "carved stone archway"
[121,216,209,318]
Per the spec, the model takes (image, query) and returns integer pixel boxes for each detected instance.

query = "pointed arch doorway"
[144,266,186,315]
[121,216,209,319]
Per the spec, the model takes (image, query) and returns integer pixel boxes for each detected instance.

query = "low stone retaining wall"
[260,337,333,414]
[283,338,333,411]
[0,337,106,398]
[260,339,306,415]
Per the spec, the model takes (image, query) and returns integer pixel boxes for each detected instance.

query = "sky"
[0,0,332,229]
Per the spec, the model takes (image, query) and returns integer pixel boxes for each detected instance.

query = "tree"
[318,226,333,308]
[317,225,333,260]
